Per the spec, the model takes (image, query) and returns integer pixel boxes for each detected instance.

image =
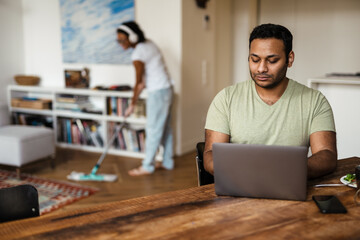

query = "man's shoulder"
[289,79,322,96]
[222,80,251,94]
[213,80,251,102]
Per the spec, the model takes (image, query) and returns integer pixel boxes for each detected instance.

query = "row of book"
[107,97,146,118]
[57,118,104,147]
[11,112,53,128]
[57,118,145,152]
[108,122,145,153]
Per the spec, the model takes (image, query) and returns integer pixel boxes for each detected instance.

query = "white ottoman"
[0,125,55,176]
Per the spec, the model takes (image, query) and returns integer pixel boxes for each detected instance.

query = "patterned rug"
[0,169,98,215]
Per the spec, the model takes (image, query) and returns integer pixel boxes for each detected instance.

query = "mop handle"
[90,120,127,175]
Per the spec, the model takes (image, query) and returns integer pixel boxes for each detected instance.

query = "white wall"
[135,0,183,154]
[232,0,258,84]
[258,0,360,86]
[137,0,231,154]
[181,0,217,152]
[0,0,24,103]
[215,0,233,93]
[21,0,135,88]
[230,0,360,86]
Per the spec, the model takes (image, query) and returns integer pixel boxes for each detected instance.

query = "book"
[66,119,72,143]
[122,128,132,151]
[71,124,79,144]
[76,119,92,145]
[122,98,129,116]
[134,100,146,118]
[118,130,126,150]
[57,94,89,103]
[61,118,67,142]
[111,97,117,116]
[90,124,104,147]
[82,121,95,146]
[117,98,125,116]
[56,102,93,111]
[137,129,146,152]
[132,129,140,152]
[107,97,112,115]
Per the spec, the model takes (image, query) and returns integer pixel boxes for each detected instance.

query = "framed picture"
[64,68,90,88]
[60,0,134,64]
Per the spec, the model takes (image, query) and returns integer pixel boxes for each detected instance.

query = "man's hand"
[308,131,337,179]
[204,129,230,175]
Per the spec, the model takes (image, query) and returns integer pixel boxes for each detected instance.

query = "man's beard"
[250,65,288,89]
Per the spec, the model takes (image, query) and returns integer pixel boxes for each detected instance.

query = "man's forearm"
[307,149,337,179]
[203,150,214,175]
[204,129,230,176]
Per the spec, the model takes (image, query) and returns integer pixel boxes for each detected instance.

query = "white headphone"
[117,25,138,44]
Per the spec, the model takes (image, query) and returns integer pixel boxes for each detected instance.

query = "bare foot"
[128,166,152,176]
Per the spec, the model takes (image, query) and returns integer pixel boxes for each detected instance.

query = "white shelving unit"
[7,85,149,159]
[308,76,360,159]
[308,76,360,89]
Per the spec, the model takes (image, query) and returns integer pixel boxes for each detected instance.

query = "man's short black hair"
[117,21,146,43]
[249,23,293,57]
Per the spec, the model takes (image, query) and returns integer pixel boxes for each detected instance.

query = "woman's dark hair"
[117,21,146,43]
[249,23,293,58]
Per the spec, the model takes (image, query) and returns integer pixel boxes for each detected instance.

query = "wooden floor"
[3,148,198,216]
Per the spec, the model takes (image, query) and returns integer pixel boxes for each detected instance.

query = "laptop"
[213,143,308,201]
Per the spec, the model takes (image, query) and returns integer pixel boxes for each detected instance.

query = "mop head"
[67,171,118,182]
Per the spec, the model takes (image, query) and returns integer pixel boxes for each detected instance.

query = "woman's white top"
[131,40,173,92]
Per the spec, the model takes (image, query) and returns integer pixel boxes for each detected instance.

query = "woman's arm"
[125,60,145,117]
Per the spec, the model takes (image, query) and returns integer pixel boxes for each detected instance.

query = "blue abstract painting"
[59,0,134,64]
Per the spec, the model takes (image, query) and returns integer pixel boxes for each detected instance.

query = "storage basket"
[14,75,40,86]
[11,98,52,109]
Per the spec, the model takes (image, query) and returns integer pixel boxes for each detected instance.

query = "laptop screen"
[213,143,308,201]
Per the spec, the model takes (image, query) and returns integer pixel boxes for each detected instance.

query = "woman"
[117,21,174,176]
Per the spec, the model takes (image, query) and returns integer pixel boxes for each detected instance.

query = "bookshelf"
[7,85,151,159]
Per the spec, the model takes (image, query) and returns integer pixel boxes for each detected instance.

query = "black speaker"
[0,184,39,222]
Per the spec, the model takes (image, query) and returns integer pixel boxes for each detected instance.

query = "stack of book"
[57,118,104,147]
[56,94,93,112]
[108,122,145,152]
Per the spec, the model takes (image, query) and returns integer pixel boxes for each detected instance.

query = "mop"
[67,121,127,182]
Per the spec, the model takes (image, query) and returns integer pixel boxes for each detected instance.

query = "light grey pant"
[142,87,173,172]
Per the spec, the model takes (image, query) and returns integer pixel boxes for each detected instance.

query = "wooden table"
[1,157,360,240]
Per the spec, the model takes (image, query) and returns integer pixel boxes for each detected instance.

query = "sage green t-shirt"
[205,79,335,147]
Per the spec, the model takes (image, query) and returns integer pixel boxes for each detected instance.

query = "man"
[204,23,337,179]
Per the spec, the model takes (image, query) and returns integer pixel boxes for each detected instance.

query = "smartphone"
[312,195,347,214]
